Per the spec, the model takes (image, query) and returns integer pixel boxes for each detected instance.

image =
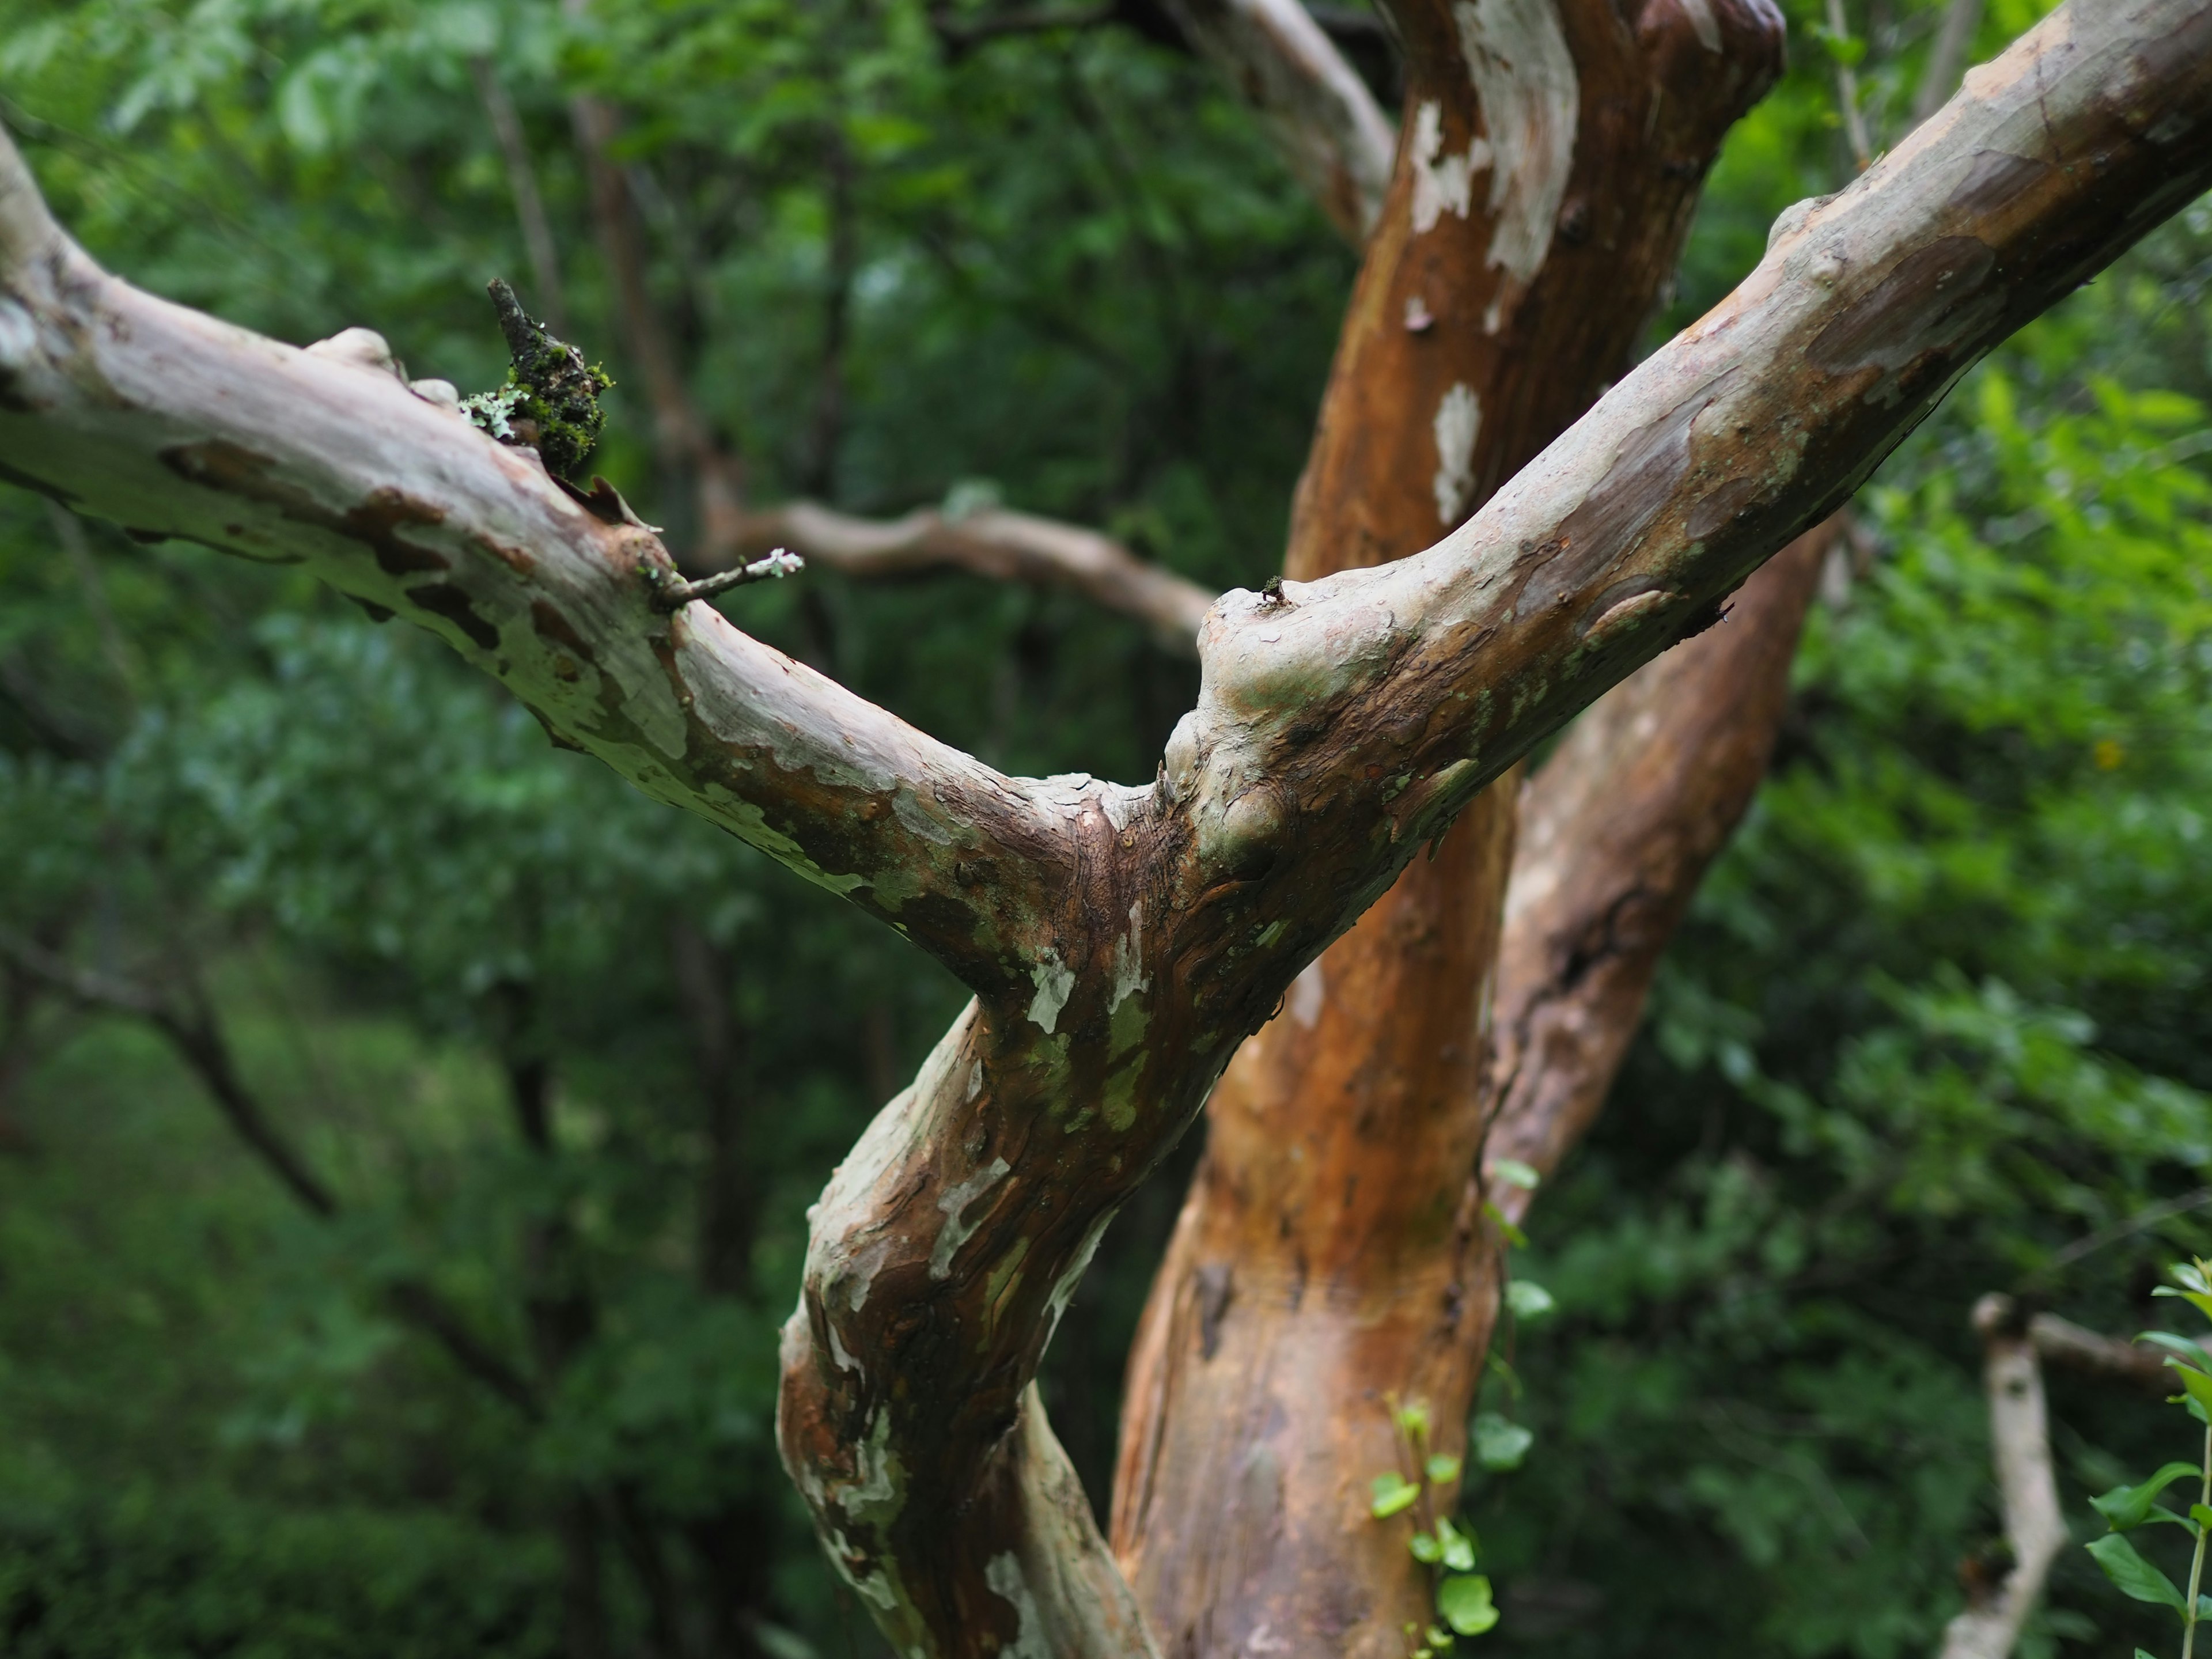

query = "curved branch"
[726,501,1215,655]
[6,9,2208,1653]
[0,145,1077,1003]
[1157,0,1397,243]
[0,927,540,1415]
[1481,520,1831,1222]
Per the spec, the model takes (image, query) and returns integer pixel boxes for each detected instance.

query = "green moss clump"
[474,279,613,480]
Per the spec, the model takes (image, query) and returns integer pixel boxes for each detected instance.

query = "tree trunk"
[6,6,2207,1649]
[1113,3,1783,1650]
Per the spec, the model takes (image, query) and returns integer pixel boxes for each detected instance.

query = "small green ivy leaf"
[1437,1575,1499,1637]
[1506,1281,1555,1321]
[1472,1412,1534,1472]
[1410,1531,1443,1564]
[1426,1626,1455,1649]
[1372,1471,1421,1518]
[1480,1202,1529,1248]
[1435,1517,1477,1573]
[2087,1534,2189,1614]
[2092,1463,2203,1532]
[1425,1452,1464,1485]
[1397,1400,1434,1441]
[2194,1503,2212,1535]
[1491,1160,1540,1191]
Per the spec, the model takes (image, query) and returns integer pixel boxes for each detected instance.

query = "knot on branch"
[464,279,613,480]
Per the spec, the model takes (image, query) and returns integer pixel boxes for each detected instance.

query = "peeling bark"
[1157,0,1399,244]
[1113,2,1783,1649]
[1482,521,1829,1222]
[2,6,2208,1649]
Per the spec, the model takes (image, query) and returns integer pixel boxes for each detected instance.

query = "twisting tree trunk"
[1112,5,1782,1650]
[3,4,2208,1650]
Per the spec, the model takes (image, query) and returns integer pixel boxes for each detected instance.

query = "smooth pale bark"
[1157,0,1398,244]
[1937,1297,2069,1659]
[1482,520,1830,1221]
[3,5,2209,1648]
[724,501,1217,657]
[1111,1,1782,1650]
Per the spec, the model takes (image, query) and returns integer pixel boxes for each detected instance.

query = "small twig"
[1911,0,1987,127]
[2029,1185,2212,1281]
[1824,0,1874,172]
[651,548,804,610]
[468,56,569,340]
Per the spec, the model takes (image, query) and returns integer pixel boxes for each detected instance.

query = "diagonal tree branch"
[0,926,541,1415]
[0,145,1076,1004]
[1156,0,1397,243]
[5,7,2210,1647]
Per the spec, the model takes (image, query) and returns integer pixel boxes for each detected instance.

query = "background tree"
[0,3,2203,1659]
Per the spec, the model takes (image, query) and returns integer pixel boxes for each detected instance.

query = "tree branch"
[1914,0,1989,127]
[1155,0,1396,244]
[1112,1,1787,1641]
[1481,519,1834,1224]
[468,55,570,340]
[0,926,540,1415]
[6,9,2209,1649]
[0,137,1077,1003]
[726,501,1215,654]
[1938,1296,2070,1659]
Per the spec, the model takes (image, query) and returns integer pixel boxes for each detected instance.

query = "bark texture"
[1937,1296,2069,1659]
[1482,519,1829,1221]
[2,6,2207,1649]
[1112,2,1783,1650]
[1157,0,1397,244]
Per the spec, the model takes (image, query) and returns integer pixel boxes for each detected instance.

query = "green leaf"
[1491,1160,1540,1191]
[2194,1503,2212,1533]
[2153,1285,2212,1324]
[2137,1332,2211,1368]
[1505,1281,1555,1320]
[1396,1400,1434,1441]
[2087,1533,2189,1613]
[1472,1412,1534,1472]
[1435,1516,1477,1572]
[1410,1531,1442,1563]
[1425,1453,1463,1484]
[1371,1471,1421,1519]
[1480,1202,1528,1249]
[1437,1575,1499,1636]
[2168,1360,2212,1418]
[2093,1463,2203,1531]
[1426,1626,1455,1649]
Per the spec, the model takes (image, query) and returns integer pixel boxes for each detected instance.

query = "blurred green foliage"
[0,0,2207,1656]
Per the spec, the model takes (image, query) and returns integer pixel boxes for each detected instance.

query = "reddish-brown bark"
[1111,3,1782,1650]
[1482,520,1830,1224]
[6,7,2208,1649]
